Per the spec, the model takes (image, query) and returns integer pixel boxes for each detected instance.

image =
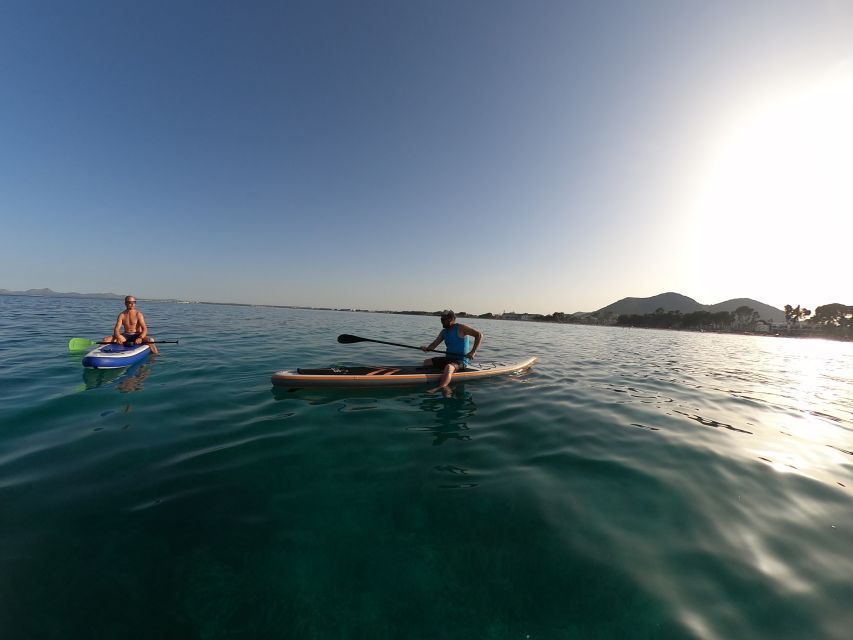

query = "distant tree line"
[783,303,852,339]
[614,306,757,331]
[610,303,851,340]
[389,303,851,340]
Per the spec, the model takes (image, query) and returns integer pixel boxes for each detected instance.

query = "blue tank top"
[443,325,471,366]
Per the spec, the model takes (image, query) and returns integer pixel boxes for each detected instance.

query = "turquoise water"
[1,295,851,639]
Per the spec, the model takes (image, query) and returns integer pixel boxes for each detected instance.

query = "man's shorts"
[429,357,466,371]
[121,332,141,342]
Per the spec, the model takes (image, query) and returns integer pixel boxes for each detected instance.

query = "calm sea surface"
[1,296,851,639]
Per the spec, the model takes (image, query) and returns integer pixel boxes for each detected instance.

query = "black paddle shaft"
[337,334,466,358]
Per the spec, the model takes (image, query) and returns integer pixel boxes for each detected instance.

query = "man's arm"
[421,330,445,352]
[113,312,125,340]
[460,325,483,358]
[136,313,149,339]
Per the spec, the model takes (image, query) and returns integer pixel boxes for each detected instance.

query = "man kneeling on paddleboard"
[421,310,482,389]
[102,295,159,355]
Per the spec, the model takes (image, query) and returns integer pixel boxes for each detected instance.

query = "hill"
[705,298,785,323]
[596,292,784,321]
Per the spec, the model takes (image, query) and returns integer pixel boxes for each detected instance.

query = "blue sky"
[2,1,851,314]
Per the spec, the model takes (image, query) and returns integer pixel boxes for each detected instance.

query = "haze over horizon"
[2,1,850,316]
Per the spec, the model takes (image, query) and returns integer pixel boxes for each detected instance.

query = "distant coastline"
[0,288,126,301]
[3,288,849,341]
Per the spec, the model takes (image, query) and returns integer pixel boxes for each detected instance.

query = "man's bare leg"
[428,363,457,392]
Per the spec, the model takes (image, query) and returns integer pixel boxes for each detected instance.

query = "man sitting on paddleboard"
[420,310,483,388]
[102,295,159,355]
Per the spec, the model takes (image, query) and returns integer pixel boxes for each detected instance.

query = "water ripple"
[1,299,851,638]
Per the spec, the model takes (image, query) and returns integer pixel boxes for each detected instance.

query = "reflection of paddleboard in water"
[414,387,477,446]
[82,362,150,391]
[272,357,537,387]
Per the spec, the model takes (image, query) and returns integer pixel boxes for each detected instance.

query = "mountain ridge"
[595,292,784,322]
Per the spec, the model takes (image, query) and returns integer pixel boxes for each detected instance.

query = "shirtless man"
[103,295,159,355]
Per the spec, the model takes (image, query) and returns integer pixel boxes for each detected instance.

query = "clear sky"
[1,1,851,315]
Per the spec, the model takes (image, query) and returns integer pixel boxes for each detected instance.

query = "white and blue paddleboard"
[82,343,151,369]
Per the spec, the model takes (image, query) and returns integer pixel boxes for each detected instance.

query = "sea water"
[1,295,851,639]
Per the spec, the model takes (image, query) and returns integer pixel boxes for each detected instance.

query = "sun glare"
[686,63,853,305]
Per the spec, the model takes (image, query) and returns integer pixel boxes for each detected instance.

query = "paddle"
[337,334,466,358]
[68,337,180,351]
